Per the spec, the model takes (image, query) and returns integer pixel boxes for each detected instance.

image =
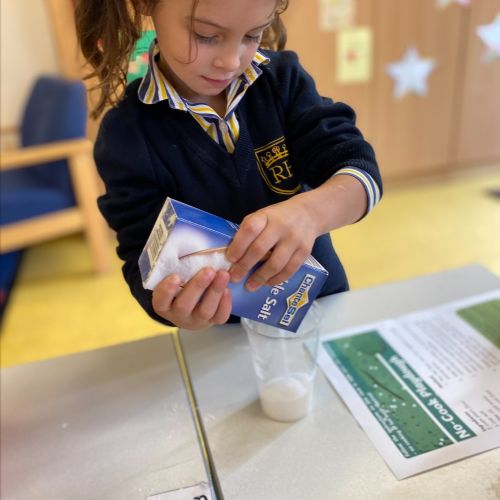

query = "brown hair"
[75,0,289,118]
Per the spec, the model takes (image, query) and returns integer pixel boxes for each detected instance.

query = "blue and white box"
[139,198,329,332]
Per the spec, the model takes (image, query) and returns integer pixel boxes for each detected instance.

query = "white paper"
[318,289,500,479]
[319,0,356,32]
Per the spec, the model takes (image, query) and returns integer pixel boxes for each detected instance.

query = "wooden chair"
[0,76,111,274]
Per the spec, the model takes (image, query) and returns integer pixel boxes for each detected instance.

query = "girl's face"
[151,0,276,104]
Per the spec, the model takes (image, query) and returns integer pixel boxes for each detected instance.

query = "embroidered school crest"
[254,137,300,195]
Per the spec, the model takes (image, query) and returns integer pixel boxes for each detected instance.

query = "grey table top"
[179,265,500,500]
[1,334,209,500]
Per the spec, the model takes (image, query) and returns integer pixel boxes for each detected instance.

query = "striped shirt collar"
[137,40,270,110]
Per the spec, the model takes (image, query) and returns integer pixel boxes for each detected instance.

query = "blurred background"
[1,0,499,367]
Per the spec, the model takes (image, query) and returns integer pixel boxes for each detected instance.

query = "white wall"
[0,0,59,127]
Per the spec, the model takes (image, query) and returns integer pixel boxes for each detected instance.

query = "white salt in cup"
[241,302,324,422]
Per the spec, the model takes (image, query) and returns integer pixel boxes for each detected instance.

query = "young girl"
[75,0,382,330]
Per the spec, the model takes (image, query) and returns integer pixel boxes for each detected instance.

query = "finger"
[226,213,268,267]
[211,288,232,325]
[152,274,182,314]
[229,228,278,284]
[171,267,215,317]
[194,270,230,321]
[264,248,310,286]
[245,241,295,291]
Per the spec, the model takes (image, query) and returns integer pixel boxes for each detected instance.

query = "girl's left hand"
[225,194,321,291]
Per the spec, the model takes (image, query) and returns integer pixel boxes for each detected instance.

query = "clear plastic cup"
[241,302,324,422]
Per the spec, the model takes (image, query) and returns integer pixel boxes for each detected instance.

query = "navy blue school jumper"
[94,49,383,326]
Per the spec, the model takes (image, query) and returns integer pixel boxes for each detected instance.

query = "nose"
[213,43,241,73]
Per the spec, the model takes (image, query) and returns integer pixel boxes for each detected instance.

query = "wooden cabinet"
[453,0,500,166]
[283,1,376,146]
[371,0,463,180]
[283,0,500,182]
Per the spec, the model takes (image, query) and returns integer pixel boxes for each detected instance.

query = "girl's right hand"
[152,268,232,330]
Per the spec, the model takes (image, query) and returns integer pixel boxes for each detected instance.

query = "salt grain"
[259,375,313,422]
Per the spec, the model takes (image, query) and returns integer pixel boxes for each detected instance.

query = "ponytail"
[75,0,148,118]
[262,0,289,51]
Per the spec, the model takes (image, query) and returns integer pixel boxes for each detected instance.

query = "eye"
[244,33,262,43]
[195,33,218,44]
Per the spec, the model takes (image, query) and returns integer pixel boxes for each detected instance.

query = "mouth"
[201,76,234,88]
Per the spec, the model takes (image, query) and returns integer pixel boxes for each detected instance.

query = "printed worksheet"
[318,289,500,479]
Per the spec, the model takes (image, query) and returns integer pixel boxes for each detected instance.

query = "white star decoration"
[436,0,469,8]
[386,47,437,99]
[476,14,500,63]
